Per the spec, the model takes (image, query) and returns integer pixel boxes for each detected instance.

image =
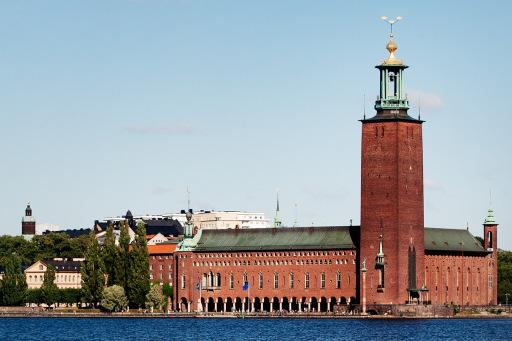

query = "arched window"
[243,272,248,284]
[216,273,221,287]
[274,273,279,289]
[229,273,234,289]
[305,273,310,289]
[289,272,294,289]
[336,272,341,289]
[320,272,326,289]
[258,272,263,289]
[487,231,493,248]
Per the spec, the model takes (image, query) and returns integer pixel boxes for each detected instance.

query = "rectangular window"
[289,273,294,289]
[320,272,325,289]
[305,273,310,289]
[488,274,493,288]
[229,274,234,289]
[336,272,341,289]
[181,275,186,289]
[259,273,263,289]
[274,273,279,289]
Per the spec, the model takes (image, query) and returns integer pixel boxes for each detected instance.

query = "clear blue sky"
[1,1,511,249]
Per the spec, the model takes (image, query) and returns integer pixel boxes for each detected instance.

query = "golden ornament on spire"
[380,16,404,65]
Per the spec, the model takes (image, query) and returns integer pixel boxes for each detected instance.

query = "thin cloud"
[408,90,443,110]
[151,186,173,195]
[124,122,193,135]
[425,178,444,191]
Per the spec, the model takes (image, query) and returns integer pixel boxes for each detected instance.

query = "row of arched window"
[27,274,79,283]
[195,251,355,259]
[192,258,353,267]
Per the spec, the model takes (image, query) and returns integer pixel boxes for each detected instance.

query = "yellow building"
[24,258,83,289]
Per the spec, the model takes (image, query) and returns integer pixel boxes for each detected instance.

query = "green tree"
[25,289,42,306]
[118,220,131,296]
[0,254,27,306]
[162,282,173,312]
[145,284,164,312]
[0,236,34,265]
[498,249,512,304]
[101,285,128,312]
[102,224,121,286]
[128,221,150,308]
[60,288,82,307]
[81,232,105,307]
[40,265,59,307]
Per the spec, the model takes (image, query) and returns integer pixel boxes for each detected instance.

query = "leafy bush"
[101,285,128,312]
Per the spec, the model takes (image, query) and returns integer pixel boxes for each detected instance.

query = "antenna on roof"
[489,188,493,208]
[293,203,298,227]
[418,96,421,120]
[187,185,191,211]
[466,221,469,231]
[363,93,366,119]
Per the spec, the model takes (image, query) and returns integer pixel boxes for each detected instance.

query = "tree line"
[0,220,171,312]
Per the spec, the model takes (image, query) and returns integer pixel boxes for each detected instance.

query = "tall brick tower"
[22,203,36,238]
[360,23,425,305]
[483,209,498,304]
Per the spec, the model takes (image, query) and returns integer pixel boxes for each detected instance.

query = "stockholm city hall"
[172,26,499,314]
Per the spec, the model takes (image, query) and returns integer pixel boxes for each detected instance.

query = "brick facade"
[424,253,496,305]
[360,118,425,304]
[174,249,357,312]
[148,244,176,285]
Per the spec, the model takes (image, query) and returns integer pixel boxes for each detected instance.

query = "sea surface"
[0,317,510,341]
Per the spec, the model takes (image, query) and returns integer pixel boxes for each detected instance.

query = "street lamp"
[505,293,510,313]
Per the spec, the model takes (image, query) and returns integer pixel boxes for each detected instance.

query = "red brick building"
[172,32,498,312]
[148,243,177,285]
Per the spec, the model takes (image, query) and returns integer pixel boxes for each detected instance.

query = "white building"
[97,209,270,235]
[190,210,270,230]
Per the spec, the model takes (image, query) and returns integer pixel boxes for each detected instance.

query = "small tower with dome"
[22,203,36,239]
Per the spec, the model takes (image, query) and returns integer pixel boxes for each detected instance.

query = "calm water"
[0,317,510,341]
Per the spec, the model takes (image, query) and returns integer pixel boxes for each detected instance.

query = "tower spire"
[370,16,412,118]
[274,190,282,228]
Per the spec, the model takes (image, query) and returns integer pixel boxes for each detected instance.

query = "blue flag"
[242,281,249,291]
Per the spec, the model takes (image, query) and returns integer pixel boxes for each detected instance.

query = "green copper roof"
[184,226,487,254]
[484,209,496,225]
[424,227,486,253]
[193,226,356,252]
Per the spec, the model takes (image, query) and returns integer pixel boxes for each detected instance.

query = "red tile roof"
[147,243,177,255]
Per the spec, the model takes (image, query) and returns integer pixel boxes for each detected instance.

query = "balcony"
[202,285,221,291]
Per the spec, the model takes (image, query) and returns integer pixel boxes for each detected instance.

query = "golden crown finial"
[380,16,403,65]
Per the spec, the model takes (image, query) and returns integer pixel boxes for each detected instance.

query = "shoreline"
[1,311,511,319]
